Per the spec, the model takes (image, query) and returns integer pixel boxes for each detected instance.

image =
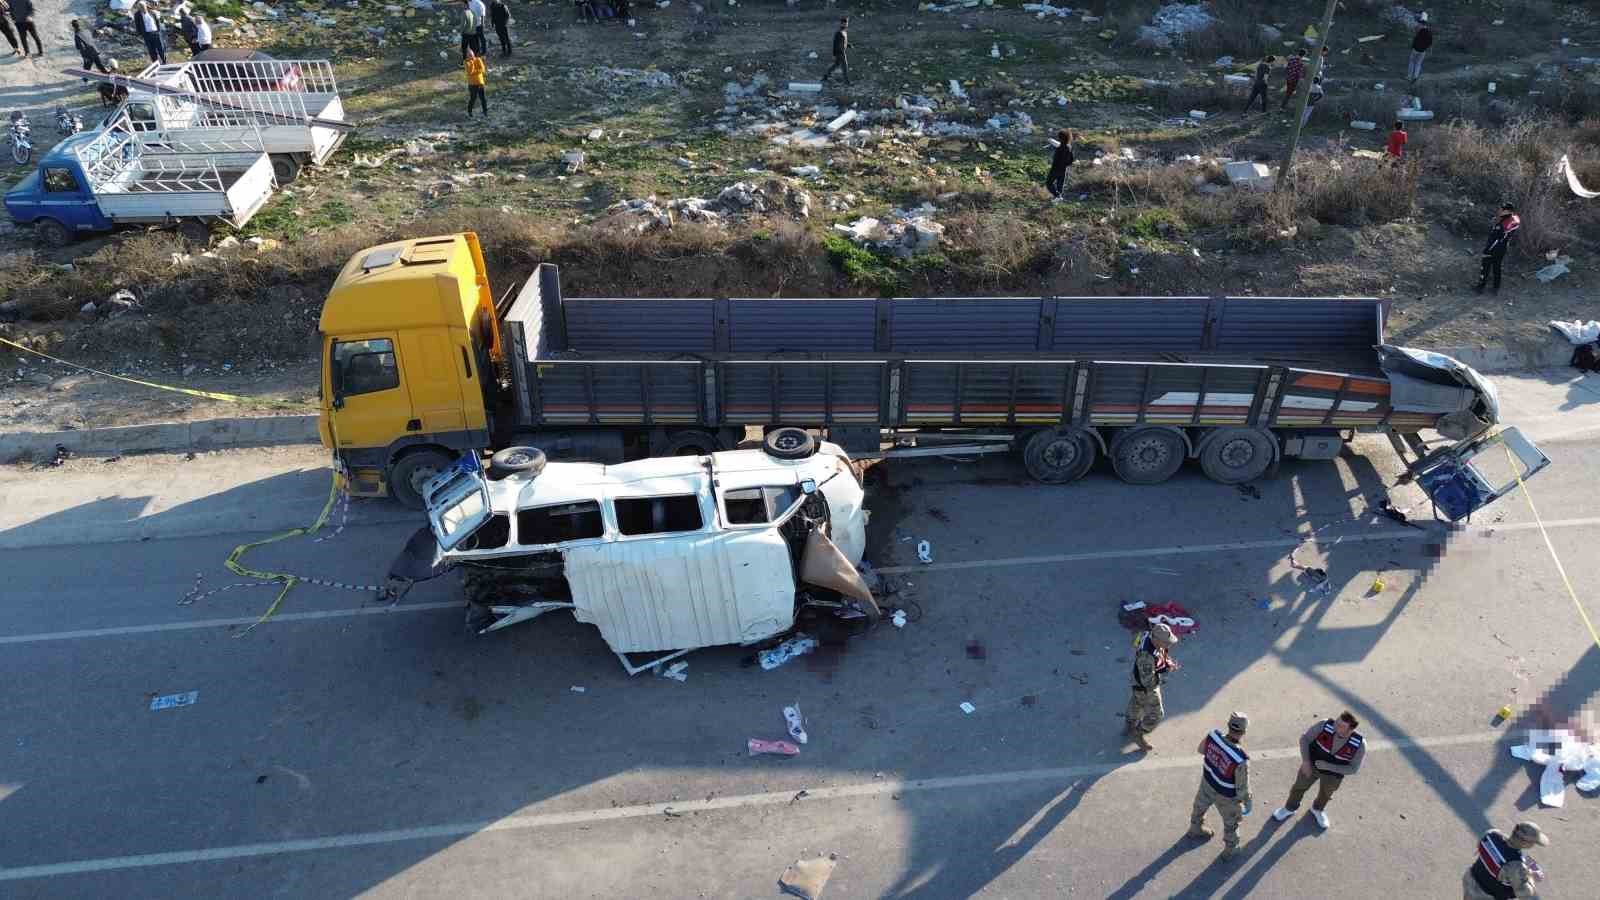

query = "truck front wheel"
[34,218,71,248]
[390,448,454,510]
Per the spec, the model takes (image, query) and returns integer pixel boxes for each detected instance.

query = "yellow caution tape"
[1506,445,1600,651]
[225,464,342,637]
[0,335,308,408]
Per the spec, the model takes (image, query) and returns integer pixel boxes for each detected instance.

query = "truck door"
[37,165,106,232]
[397,330,470,437]
[327,335,415,452]
[1416,426,1551,521]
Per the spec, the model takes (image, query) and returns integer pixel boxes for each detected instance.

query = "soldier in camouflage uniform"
[1124,621,1179,751]
[1189,712,1252,859]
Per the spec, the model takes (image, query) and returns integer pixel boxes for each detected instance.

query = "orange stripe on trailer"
[1290,373,1391,395]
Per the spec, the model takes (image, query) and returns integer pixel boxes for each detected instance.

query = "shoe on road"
[1133,734,1154,752]
[1272,807,1293,822]
[1187,825,1214,840]
[1221,845,1240,860]
[1312,809,1330,830]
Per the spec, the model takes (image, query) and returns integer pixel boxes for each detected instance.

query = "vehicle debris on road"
[748,738,801,757]
[778,853,837,900]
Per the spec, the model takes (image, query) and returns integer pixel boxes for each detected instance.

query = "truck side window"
[614,496,702,536]
[333,339,399,396]
[724,486,802,524]
[42,168,80,193]
[517,501,604,545]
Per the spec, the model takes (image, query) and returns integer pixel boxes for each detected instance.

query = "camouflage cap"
[1227,712,1249,733]
[1149,622,1178,647]
[1511,822,1549,846]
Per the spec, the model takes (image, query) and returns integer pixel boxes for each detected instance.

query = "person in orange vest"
[1463,821,1548,899]
[1272,710,1365,830]
[1188,712,1252,860]
[464,48,488,118]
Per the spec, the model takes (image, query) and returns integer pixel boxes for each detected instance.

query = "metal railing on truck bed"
[137,59,341,121]
[509,357,1435,432]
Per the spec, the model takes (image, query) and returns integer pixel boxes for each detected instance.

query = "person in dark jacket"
[489,0,511,56]
[71,19,110,73]
[1407,11,1432,83]
[1245,55,1275,113]
[821,16,850,86]
[9,0,42,57]
[1476,203,1520,294]
[1,1,24,57]
[178,8,198,55]
[1045,129,1074,199]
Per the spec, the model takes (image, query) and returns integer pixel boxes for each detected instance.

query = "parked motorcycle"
[55,105,84,137]
[8,112,31,166]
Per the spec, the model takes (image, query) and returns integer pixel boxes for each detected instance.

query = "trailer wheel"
[34,218,71,248]
[270,154,302,184]
[763,427,817,460]
[660,429,723,457]
[390,448,454,510]
[1199,427,1275,485]
[1023,427,1097,484]
[176,220,211,247]
[488,445,546,480]
[1110,426,1186,485]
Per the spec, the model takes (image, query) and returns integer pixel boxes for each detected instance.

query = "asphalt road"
[2,372,1599,898]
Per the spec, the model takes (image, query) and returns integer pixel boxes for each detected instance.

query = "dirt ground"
[2,0,1598,430]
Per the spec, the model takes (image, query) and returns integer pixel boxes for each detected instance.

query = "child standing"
[465,49,488,117]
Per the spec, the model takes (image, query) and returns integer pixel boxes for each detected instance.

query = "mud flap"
[1415,426,1551,521]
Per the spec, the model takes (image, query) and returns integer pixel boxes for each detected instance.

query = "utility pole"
[1275,0,1339,193]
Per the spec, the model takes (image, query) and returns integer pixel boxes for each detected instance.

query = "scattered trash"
[1554,155,1599,199]
[788,82,823,93]
[824,110,857,133]
[1535,258,1572,283]
[784,702,807,744]
[1549,320,1600,345]
[891,609,908,628]
[778,854,838,900]
[1358,34,1385,43]
[561,150,586,174]
[916,540,933,564]
[1117,601,1198,635]
[655,660,689,682]
[1349,120,1377,131]
[759,634,819,670]
[959,701,976,715]
[949,79,967,99]
[1257,598,1272,610]
[965,639,986,660]
[570,685,587,693]
[1224,160,1275,191]
[749,738,801,756]
[990,43,1000,59]
[1188,109,1208,120]
[1487,82,1497,94]
[150,690,199,711]
[1397,108,1435,121]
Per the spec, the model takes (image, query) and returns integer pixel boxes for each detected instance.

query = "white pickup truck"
[80,55,349,184]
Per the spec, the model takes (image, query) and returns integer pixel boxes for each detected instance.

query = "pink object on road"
[749,739,801,756]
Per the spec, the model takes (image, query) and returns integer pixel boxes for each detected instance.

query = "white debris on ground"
[1383,5,1421,32]
[833,203,945,258]
[1149,3,1217,43]
[715,86,1033,152]
[568,66,676,96]
[1509,729,1600,807]
[604,179,814,232]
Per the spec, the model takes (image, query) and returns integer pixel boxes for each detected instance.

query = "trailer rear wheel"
[1110,426,1186,485]
[661,429,724,457]
[34,218,71,248]
[176,220,211,247]
[1023,427,1097,484]
[763,427,817,460]
[270,154,302,184]
[1199,427,1275,484]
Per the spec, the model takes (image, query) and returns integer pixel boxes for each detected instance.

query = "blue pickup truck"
[4,110,275,246]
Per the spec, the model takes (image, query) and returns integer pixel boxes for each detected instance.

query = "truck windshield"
[332,339,399,396]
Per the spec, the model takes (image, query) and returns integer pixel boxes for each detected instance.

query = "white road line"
[0,602,460,645]
[874,516,1600,575]
[0,730,1503,882]
[6,517,1600,646]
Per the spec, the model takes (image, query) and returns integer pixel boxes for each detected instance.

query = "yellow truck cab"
[318,233,504,507]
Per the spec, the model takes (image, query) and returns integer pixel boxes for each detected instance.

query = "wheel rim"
[502,449,533,467]
[1218,437,1256,470]
[1125,435,1174,473]
[409,464,441,494]
[1041,437,1081,470]
[774,432,803,451]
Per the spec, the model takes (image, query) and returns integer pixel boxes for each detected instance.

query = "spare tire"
[488,446,546,480]
[763,427,817,460]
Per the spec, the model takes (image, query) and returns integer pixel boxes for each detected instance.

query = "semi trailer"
[318,232,1548,519]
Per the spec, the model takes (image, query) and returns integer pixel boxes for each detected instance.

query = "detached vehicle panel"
[403,439,873,671]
